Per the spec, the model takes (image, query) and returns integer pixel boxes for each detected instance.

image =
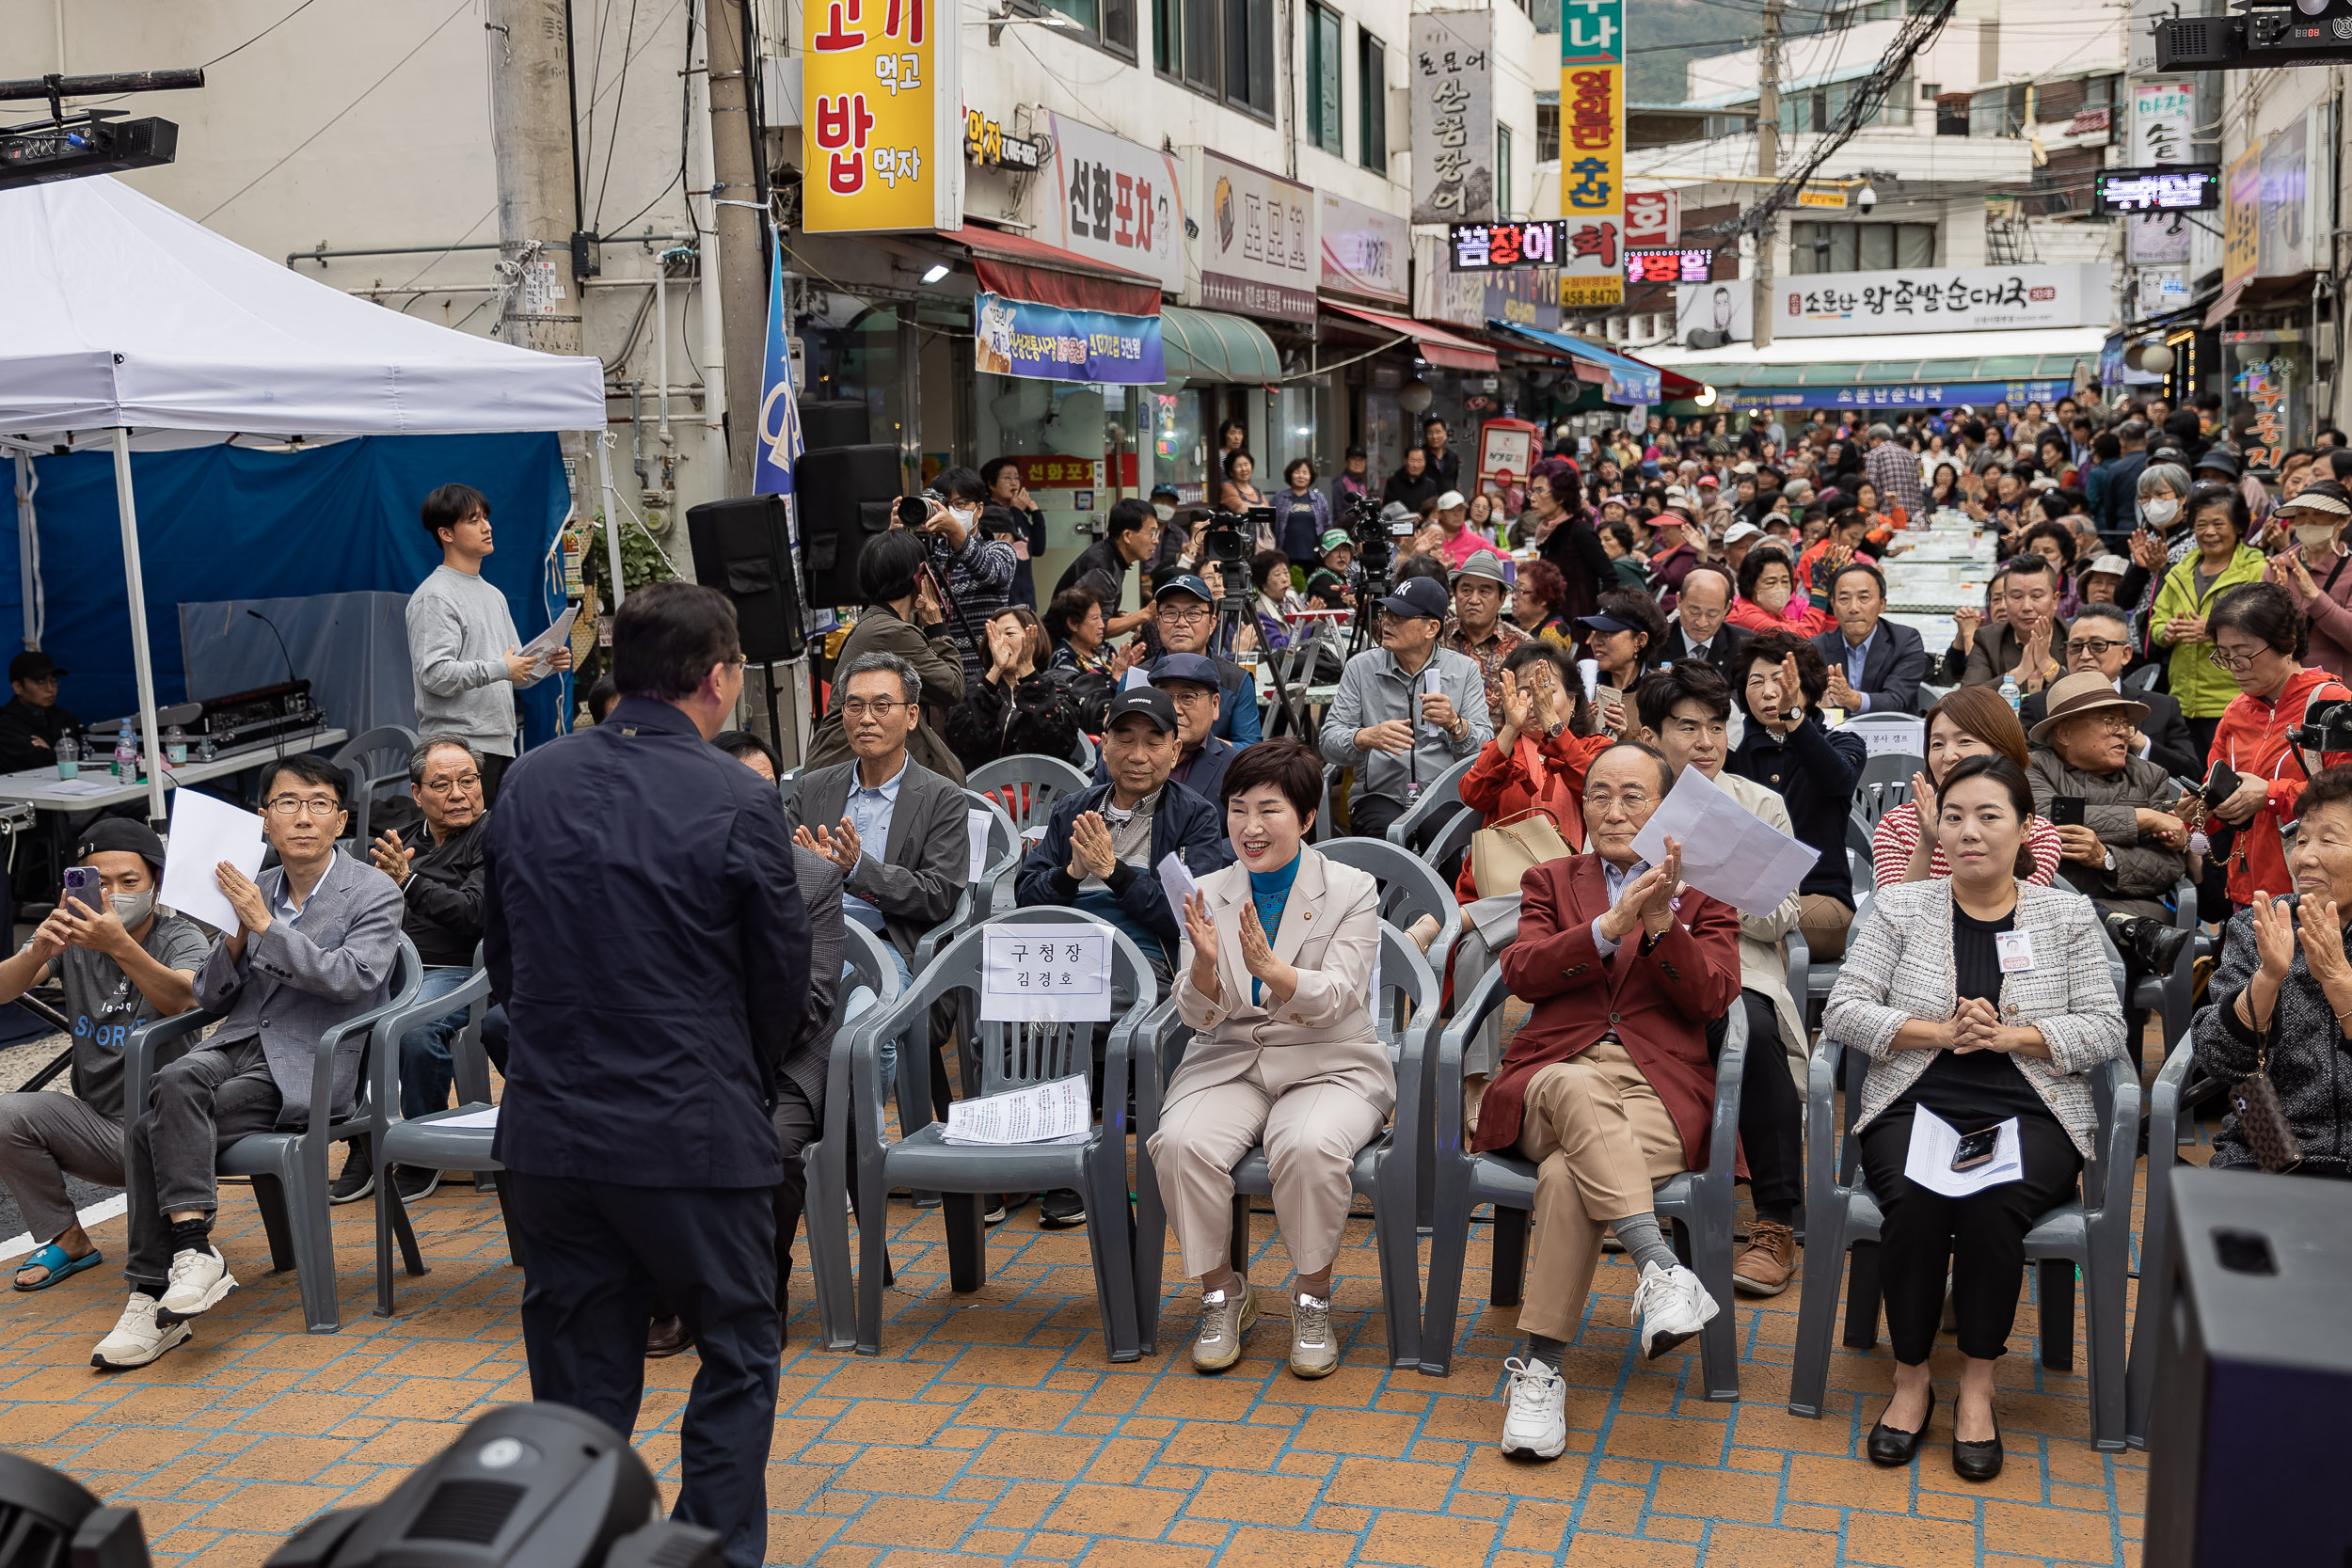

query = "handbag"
[1470,808,1576,898]
[2230,1042,2303,1173]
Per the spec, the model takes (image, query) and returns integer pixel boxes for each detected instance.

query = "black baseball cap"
[1377,577,1452,623]
[76,817,165,874]
[1104,686,1179,734]
[9,651,64,683]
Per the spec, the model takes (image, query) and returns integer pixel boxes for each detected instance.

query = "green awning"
[1159,307,1281,385]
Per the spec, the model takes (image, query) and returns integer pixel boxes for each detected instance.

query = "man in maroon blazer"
[1483,740,1743,1462]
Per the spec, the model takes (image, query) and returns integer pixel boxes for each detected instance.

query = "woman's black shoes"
[1867,1389,1933,1466]
[1952,1425,2004,1482]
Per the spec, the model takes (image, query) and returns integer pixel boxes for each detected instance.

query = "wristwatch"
[2102,848,2118,872]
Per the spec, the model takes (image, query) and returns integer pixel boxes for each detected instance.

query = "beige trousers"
[1799,893,1852,962]
[1148,1063,1388,1279]
[1514,1037,1688,1342]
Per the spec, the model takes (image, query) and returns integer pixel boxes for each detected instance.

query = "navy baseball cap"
[1576,611,1638,634]
[1149,653,1222,690]
[1154,573,1214,604]
[1104,686,1179,734]
[1377,576,1452,622]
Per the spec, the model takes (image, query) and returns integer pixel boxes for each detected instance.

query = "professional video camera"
[2290,700,2352,755]
[1199,508,1264,590]
[1343,494,1410,595]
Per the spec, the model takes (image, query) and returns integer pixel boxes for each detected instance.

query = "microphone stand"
[246,608,300,772]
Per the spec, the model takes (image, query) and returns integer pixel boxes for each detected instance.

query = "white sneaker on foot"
[1191,1277,1256,1372]
[156,1245,236,1323]
[1630,1259,1717,1359]
[1499,1356,1568,1459]
[1289,1293,1338,1379]
[91,1293,191,1370]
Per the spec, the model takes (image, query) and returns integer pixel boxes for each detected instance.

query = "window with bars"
[1359,30,1387,172]
[1535,97,1559,164]
[1788,221,1936,274]
[1306,3,1343,154]
[1152,0,1266,114]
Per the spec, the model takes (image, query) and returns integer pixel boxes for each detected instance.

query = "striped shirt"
[1871,801,2063,890]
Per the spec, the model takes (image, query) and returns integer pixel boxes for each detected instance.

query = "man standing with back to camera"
[485,582,812,1568]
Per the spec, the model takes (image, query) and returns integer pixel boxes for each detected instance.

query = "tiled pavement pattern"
[0,1081,2187,1567]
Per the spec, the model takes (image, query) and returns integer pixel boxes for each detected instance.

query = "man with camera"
[1149,573,1263,745]
[907,467,1017,686]
[1320,576,1492,841]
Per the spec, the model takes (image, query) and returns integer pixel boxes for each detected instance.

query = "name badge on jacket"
[1994,931,2035,974]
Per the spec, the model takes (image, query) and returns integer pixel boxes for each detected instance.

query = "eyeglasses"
[1158,605,1212,625]
[2072,638,2127,657]
[2081,713,2136,736]
[2208,646,2265,672]
[1585,790,1652,815]
[266,797,343,818]
[836,699,908,720]
[419,774,482,796]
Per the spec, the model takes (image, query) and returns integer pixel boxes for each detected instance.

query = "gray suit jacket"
[194,848,405,1127]
[787,756,969,962]
[783,846,844,1117]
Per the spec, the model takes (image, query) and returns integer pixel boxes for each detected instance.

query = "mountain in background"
[1565,0,1839,104]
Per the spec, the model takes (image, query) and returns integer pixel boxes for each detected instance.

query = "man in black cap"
[0,652,80,774]
[0,820,207,1303]
[1089,654,1243,813]
[1318,575,1492,840]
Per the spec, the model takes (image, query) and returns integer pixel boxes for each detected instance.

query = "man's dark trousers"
[506,1174,778,1568]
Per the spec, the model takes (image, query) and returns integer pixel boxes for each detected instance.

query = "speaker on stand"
[794,444,907,610]
[686,492,807,751]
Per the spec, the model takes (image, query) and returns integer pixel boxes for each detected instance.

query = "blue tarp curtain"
[12,433,571,749]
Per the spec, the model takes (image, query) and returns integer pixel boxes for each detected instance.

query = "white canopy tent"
[0,175,612,820]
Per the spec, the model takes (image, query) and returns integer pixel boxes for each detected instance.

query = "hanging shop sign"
[801,0,963,232]
[2258,116,2315,279]
[2222,143,2261,291]
[1728,378,2077,412]
[1011,454,1107,489]
[964,109,1042,170]
[1559,0,1625,309]
[1319,190,1410,305]
[2237,354,2293,471]
[1775,261,2109,338]
[1448,221,1562,270]
[1486,265,1561,333]
[1194,150,1316,322]
[1627,247,1713,284]
[2125,82,2195,266]
[1043,114,1185,295]
[1410,10,1495,224]
[2095,165,2218,214]
[974,291,1165,385]
[1624,190,1679,248]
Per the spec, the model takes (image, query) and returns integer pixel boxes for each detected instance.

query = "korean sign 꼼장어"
[1775,262,2107,338]
[974,292,1165,386]
[1448,221,1562,271]
[1046,114,1185,296]
[1195,150,1316,323]
[2125,81,2194,266]
[1411,10,1494,225]
[802,0,962,232]
[1559,0,1624,309]
[1319,189,1409,304]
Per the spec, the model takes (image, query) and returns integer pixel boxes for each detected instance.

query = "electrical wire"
[199,0,473,223]
[591,0,645,228]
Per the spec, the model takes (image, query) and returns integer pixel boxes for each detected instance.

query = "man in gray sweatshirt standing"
[407,483,572,801]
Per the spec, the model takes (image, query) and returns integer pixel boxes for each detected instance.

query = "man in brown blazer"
[1482,741,1742,1462]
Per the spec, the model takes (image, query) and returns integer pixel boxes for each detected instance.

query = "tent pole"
[110,429,167,825]
[12,451,40,650]
[596,435,625,610]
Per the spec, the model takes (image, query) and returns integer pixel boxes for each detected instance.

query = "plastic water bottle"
[164,722,188,767]
[53,734,77,780]
[112,721,136,781]
[1998,673,2021,714]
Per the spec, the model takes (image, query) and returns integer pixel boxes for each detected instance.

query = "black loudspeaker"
[684,493,807,662]
[2143,1166,2352,1567]
[794,444,906,610]
[799,398,870,451]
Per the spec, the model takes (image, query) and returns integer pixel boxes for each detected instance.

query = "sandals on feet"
[13,1242,102,1291]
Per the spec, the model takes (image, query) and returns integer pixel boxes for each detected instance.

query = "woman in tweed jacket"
[1824,755,2127,1483]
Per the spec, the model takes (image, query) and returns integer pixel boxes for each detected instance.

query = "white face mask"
[2142,497,2179,527]
[2296,521,2341,552]
[949,504,978,528]
[1152,503,1175,523]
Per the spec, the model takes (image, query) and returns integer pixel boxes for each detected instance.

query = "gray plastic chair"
[1131,925,1437,1367]
[2125,1033,2197,1449]
[802,921,900,1351]
[371,968,501,1318]
[1423,806,1482,895]
[1315,835,1465,983]
[967,753,1089,836]
[1384,755,1476,850]
[832,908,1155,1357]
[898,793,1022,1161]
[331,725,421,845]
[124,938,423,1335]
[2124,878,2201,1073]
[1421,963,1751,1398]
[1788,958,2140,1449]
[1313,765,1343,844]
[776,767,802,809]
[1853,759,1920,833]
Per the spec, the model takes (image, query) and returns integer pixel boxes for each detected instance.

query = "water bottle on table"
[113,721,136,780]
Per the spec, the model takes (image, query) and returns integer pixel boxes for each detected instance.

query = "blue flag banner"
[755,242,802,497]
[974,291,1165,386]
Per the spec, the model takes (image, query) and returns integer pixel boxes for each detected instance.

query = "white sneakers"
[157,1245,237,1325]
[1500,1357,1569,1459]
[1290,1293,1338,1379]
[1631,1260,1718,1359]
[91,1293,191,1370]
[1191,1277,1257,1371]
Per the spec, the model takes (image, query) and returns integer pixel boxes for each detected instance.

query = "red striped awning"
[938,227,1161,317]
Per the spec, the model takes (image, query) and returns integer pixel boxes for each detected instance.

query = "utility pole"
[1752,0,1782,350]
[704,0,770,499]
[487,0,583,358]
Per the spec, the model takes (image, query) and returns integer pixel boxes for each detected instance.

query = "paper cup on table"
[1577,658,1599,703]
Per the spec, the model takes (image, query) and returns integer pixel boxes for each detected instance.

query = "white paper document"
[966,808,996,883]
[942,1073,1093,1145]
[1842,716,1927,757]
[160,788,267,933]
[431,1105,501,1130]
[1157,851,1199,932]
[1121,664,1152,690]
[1901,1108,2024,1197]
[45,778,129,798]
[517,604,580,673]
[979,922,1114,1022]
[1629,766,1821,916]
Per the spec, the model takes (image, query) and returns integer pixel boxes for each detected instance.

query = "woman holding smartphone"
[1572,589,1665,736]
[1824,755,2125,1483]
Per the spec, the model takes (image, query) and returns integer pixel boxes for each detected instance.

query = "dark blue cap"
[1154,573,1214,603]
[1377,576,1452,622]
[1149,653,1222,689]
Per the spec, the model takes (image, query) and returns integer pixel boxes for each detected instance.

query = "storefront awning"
[1321,303,1500,372]
[1161,307,1281,384]
[1492,324,1697,404]
[939,226,1161,317]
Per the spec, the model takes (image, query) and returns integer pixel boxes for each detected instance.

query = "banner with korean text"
[975,292,1165,385]
[1559,0,1625,309]
[803,0,963,231]
[1410,11,1494,225]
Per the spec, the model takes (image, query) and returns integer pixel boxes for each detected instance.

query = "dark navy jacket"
[1725,708,1867,908]
[485,697,812,1188]
[1091,731,1241,821]
[1015,776,1232,965]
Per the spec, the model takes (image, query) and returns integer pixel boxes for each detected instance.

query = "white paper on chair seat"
[1842,716,1926,756]
[1629,765,1820,916]
[980,922,1114,1022]
[433,1105,501,1130]
[1900,1107,2023,1197]
[966,809,994,883]
[942,1073,1092,1144]
[160,787,267,933]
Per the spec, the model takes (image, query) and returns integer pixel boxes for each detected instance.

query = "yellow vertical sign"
[803,0,963,232]
[1559,0,1624,309]
[2221,142,2261,291]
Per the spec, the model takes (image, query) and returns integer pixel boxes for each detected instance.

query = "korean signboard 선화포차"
[1045,114,1185,296]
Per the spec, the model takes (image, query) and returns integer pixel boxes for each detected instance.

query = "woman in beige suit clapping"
[1148,737,1389,1380]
